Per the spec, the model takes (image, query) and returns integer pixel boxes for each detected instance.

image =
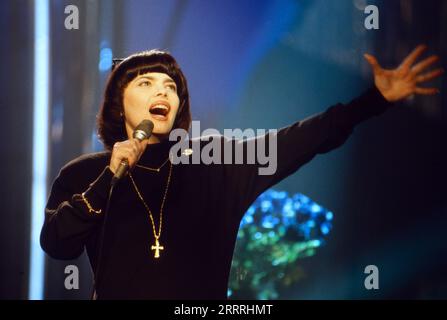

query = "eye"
[167,84,177,92]
[138,80,150,87]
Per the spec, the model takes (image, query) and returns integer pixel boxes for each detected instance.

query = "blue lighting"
[271,190,287,199]
[321,222,331,235]
[29,0,49,300]
[261,200,272,212]
[261,215,280,228]
[293,193,310,204]
[99,47,113,72]
[282,200,295,217]
[307,220,316,228]
[311,203,322,213]
[239,189,334,244]
[293,202,302,210]
[241,214,254,226]
[231,189,334,299]
[311,239,321,247]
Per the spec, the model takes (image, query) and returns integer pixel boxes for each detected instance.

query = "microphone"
[112,120,154,185]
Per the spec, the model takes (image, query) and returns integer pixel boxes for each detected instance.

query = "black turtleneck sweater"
[40,87,392,299]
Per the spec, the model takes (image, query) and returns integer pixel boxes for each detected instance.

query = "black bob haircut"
[96,49,191,150]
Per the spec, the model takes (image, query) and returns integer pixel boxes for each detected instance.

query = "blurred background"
[1,0,446,299]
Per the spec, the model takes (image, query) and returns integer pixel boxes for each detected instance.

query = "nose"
[155,84,168,97]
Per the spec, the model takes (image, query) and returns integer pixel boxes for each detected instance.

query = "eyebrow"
[135,75,176,85]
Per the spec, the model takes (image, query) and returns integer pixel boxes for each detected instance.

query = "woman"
[40,46,442,299]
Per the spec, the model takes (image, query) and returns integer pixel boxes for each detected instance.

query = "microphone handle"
[112,159,129,185]
[111,126,150,185]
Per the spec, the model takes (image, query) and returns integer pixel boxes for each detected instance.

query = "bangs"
[123,62,184,95]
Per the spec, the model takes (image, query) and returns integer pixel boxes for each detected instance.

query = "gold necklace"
[128,159,173,258]
[135,156,170,172]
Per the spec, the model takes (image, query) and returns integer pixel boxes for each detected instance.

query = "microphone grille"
[133,120,154,140]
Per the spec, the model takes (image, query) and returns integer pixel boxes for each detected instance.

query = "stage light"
[99,46,113,72]
[29,0,50,300]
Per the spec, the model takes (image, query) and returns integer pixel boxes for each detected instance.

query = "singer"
[40,46,442,299]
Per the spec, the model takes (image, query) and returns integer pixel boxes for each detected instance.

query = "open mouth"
[149,103,170,121]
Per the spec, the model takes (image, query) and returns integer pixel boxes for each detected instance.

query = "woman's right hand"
[109,138,148,174]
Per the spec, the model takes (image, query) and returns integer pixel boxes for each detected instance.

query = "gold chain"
[81,192,102,214]
[135,156,170,172]
[128,159,173,258]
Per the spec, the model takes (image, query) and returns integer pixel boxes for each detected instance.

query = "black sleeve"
[40,164,114,260]
[223,86,393,219]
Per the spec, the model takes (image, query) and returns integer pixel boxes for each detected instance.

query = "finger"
[416,68,444,83]
[414,87,440,95]
[364,53,381,73]
[411,55,440,74]
[402,44,427,69]
[115,149,132,162]
[113,141,122,150]
[135,139,146,154]
[121,149,138,167]
[119,139,140,157]
[131,141,144,162]
[130,139,142,154]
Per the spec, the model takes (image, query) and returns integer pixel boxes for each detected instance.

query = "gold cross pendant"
[151,238,164,258]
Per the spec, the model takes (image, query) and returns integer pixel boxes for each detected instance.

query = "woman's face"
[123,72,180,142]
